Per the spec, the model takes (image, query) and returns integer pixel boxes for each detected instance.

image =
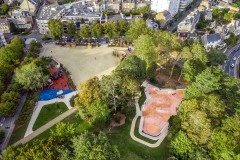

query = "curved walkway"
[24,91,77,137]
[13,107,77,146]
[129,97,168,148]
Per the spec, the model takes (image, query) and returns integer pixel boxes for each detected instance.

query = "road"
[166,0,202,32]
[0,92,28,150]
[224,44,240,78]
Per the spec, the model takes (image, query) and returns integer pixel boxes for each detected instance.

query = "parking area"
[40,44,127,85]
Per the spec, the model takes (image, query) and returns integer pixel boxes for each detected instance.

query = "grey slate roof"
[206,33,221,43]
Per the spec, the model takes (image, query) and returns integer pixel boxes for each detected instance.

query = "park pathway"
[13,107,77,146]
[24,91,77,137]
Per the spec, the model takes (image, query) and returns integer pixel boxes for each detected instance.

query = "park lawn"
[30,113,93,141]
[105,117,170,160]
[32,102,68,131]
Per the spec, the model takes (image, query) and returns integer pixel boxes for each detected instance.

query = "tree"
[184,67,223,98]
[183,59,206,82]
[0,37,24,65]
[50,122,75,140]
[207,131,235,159]
[225,33,239,46]
[14,62,49,90]
[200,94,226,123]
[69,132,120,160]
[114,55,147,83]
[170,130,194,159]
[1,4,9,13]
[78,25,89,38]
[100,75,120,112]
[0,61,13,80]
[74,77,101,119]
[126,18,152,42]
[66,20,76,38]
[0,91,20,116]
[87,100,110,125]
[181,110,212,145]
[207,49,227,66]
[48,19,63,40]
[134,34,157,65]
[90,22,102,38]
[224,13,233,22]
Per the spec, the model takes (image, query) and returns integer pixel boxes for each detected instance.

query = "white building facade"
[179,0,193,11]
[151,0,180,17]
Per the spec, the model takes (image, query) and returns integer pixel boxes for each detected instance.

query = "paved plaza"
[41,44,127,85]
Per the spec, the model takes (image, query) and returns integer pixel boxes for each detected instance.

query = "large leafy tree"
[183,59,206,82]
[0,61,13,80]
[14,62,49,90]
[48,19,63,40]
[126,18,152,42]
[78,25,89,38]
[207,49,227,66]
[170,130,194,159]
[88,100,110,125]
[66,20,76,38]
[134,34,156,65]
[182,110,212,145]
[102,20,129,39]
[90,22,102,38]
[0,91,20,116]
[0,37,24,65]
[74,77,101,119]
[68,132,120,160]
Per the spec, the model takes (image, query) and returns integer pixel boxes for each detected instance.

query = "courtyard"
[40,44,128,85]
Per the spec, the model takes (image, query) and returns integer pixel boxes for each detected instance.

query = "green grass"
[31,113,93,141]
[32,102,68,131]
[9,92,39,145]
[106,117,170,160]
[29,106,169,160]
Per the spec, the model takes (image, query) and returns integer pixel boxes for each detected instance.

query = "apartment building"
[36,1,102,34]
[178,0,193,11]
[177,10,200,33]
[0,18,10,33]
[151,0,180,17]
[9,10,33,29]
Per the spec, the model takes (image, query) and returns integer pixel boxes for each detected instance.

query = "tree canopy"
[48,19,63,40]
[14,62,49,90]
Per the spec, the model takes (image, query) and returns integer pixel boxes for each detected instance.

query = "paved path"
[24,91,77,137]
[13,107,77,146]
[1,92,28,150]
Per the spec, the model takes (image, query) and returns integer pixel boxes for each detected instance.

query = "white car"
[231,63,235,68]
[233,57,237,61]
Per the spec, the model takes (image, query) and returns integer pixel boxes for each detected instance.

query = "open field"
[41,44,127,85]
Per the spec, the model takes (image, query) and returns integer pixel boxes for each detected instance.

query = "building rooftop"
[37,1,102,20]
[206,33,221,43]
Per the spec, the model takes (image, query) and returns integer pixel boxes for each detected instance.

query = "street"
[224,44,240,78]
[166,0,202,32]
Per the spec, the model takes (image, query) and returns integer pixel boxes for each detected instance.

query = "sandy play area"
[40,44,127,85]
[141,86,184,137]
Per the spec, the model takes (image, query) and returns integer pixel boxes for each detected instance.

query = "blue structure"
[39,88,73,101]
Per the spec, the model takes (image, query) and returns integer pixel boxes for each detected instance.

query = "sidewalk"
[13,107,77,146]
[24,91,77,137]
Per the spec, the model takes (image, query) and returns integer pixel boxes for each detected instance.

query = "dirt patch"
[156,66,191,88]
[110,113,126,128]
